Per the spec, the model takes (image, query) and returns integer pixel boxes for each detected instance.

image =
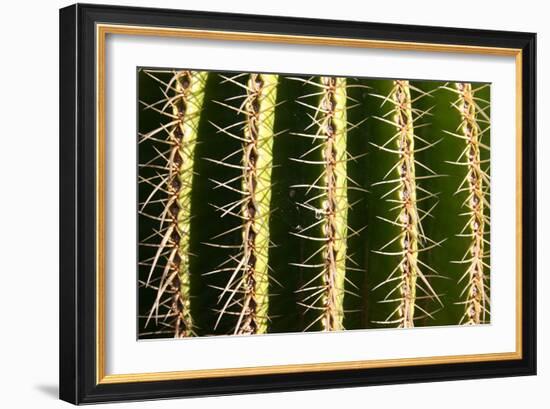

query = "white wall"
[0,0,545,407]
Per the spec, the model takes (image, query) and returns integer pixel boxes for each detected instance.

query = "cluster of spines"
[139,70,208,337]
[371,80,444,328]
[207,73,278,335]
[444,82,491,325]
[290,76,367,331]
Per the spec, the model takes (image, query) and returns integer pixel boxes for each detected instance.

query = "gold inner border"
[96,23,523,385]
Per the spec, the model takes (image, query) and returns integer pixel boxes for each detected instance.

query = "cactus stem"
[292,76,349,332]
[453,82,490,325]
[372,80,443,328]
[140,70,208,337]
[318,77,348,331]
[211,73,278,335]
[391,80,421,328]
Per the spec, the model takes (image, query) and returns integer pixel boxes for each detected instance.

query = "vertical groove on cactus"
[209,73,278,335]
[140,70,208,337]
[447,82,491,325]
[291,76,352,331]
[371,80,443,328]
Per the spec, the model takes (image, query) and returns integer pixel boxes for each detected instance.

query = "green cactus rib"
[239,73,277,334]
[454,82,490,325]
[319,77,348,331]
[371,80,444,328]
[292,76,349,332]
[170,71,208,336]
[213,73,278,335]
[141,70,207,337]
[392,80,420,328]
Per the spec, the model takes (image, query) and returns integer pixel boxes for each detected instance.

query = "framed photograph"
[59,3,536,404]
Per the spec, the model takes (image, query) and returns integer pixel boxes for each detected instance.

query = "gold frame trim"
[96,23,523,385]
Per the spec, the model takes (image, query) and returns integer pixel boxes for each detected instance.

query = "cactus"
[207,73,278,335]
[289,76,368,331]
[444,82,491,325]
[137,70,491,339]
[370,80,444,328]
[138,70,208,337]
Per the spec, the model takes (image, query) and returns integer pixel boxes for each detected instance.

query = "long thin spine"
[455,82,488,325]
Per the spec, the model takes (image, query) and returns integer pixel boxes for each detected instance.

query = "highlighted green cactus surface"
[138,68,491,338]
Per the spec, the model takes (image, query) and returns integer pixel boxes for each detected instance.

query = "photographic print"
[60,5,536,403]
[137,69,491,339]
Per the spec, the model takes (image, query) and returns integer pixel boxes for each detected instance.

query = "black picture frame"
[59,3,536,404]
